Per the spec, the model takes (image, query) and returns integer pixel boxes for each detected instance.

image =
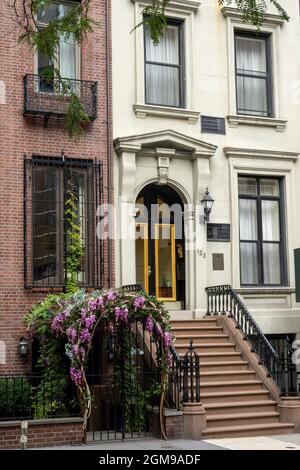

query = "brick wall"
[0,1,113,374]
[0,418,83,449]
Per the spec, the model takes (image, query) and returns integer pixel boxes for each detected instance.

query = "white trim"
[224,147,299,162]
[133,103,200,123]
[226,151,297,290]
[221,6,286,26]
[132,0,197,110]
[224,13,282,120]
[131,0,201,14]
[227,115,287,132]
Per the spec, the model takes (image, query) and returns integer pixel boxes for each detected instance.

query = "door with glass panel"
[238,176,286,286]
[135,184,185,305]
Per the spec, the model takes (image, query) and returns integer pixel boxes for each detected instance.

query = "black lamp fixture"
[19,337,29,357]
[201,188,214,223]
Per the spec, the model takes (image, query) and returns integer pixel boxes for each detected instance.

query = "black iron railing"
[23,74,97,121]
[206,285,299,397]
[167,340,201,409]
[0,375,79,421]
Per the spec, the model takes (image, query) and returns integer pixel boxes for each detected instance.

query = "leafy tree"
[12,0,289,137]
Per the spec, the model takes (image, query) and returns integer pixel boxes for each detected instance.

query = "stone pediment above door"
[114,129,218,160]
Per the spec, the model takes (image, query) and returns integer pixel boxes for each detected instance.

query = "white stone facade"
[112,0,300,335]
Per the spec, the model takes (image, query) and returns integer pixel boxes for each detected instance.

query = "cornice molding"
[224,147,299,162]
[133,103,200,124]
[221,6,285,26]
[227,114,287,132]
[131,0,201,13]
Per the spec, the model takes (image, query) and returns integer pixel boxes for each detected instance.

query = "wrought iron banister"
[23,74,98,122]
[167,340,200,409]
[206,285,298,397]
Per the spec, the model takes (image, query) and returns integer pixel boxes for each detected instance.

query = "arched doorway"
[135,184,185,308]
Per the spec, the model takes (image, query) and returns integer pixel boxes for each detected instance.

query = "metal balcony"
[23,74,98,123]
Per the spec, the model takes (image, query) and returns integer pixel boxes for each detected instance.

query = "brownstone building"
[0,0,113,375]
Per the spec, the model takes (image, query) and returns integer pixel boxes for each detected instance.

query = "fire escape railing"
[206,285,299,397]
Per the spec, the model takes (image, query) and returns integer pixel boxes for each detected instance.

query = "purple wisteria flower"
[133,296,146,310]
[97,297,104,308]
[72,345,86,361]
[51,311,68,334]
[115,307,129,323]
[88,300,97,312]
[145,316,154,333]
[106,290,116,302]
[70,367,83,385]
[66,327,77,344]
[81,308,87,320]
[80,328,91,343]
[163,331,172,348]
[155,323,163,338]
[85,314,96,329]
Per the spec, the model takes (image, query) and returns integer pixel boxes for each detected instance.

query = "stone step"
[171,319,218,329]
[202,422,295,439]
[176,342,236,355]
[204,400,278,416]
[197,352,243,363]
[171,326,224,336]
[201,380,264,393]
[200,370,257,383]
[174,334,229,345]
[201,360,249,372]
[201,389,270,404]
[207,411,280,428]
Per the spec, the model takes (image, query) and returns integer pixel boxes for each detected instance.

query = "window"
[37,1,79,92]
[235,32,272,117]
[25,156,103,288]
[238,176,286,286]
[144,20,184,108]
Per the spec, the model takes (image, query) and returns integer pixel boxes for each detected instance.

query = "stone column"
[115,143,141,286]
[192,155,210,316]
[182,402,207,440]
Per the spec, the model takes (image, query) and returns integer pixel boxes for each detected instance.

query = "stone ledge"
[224,147,299,162]
[227,114,287,132]
[131,0,201,13]
[221,6,285,26]
[236,288,295,296]
[0,417,83,428]
[133,104,200,124]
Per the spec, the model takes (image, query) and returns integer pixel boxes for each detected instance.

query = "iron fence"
[0,375,79,421]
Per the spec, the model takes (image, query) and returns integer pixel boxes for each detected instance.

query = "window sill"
[227,114,287,132]
[236,287,294,295]
[133,103,200,124]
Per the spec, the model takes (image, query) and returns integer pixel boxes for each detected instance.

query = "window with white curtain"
[235,32,272,117]
[36,1,79,93]
[238,176,285,286]
[144,20,183,107]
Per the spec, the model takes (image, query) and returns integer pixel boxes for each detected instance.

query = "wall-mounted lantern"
[201,188,214,223]
[19,337,29,357]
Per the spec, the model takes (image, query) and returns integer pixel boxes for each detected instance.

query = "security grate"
[24,154,104,289]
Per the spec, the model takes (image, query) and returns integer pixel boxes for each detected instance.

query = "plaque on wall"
[207,224,230,242]
[212,253,224,271]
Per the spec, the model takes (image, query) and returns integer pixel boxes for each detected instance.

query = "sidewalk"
[40,434,300,451]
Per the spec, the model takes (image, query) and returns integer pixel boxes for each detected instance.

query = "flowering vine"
[25,288,174,436]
